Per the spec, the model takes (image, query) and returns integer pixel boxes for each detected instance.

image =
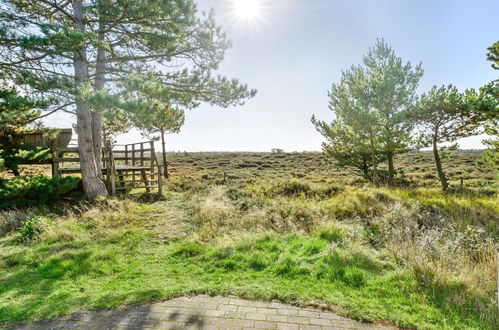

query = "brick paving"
[13,295,395,329]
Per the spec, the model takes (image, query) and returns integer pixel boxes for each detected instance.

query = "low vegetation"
[0,176,81,209]
[0,152,497,329]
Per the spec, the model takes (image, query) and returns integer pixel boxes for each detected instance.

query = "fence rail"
[53,140,162,196]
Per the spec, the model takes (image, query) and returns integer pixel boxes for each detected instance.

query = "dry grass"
[1,151,497,328]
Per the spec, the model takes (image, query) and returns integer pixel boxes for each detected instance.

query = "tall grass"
[0,152,497,328]
[188,181,499,325]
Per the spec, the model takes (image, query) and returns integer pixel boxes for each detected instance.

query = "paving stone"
[277,323,299,330]
[229,298,250,306]
[250,301,271,308]
[299,325,322,330]
[266,314,288,323]
[224,311,247,319]
[309,317,332,326]
[238,306,258,313]
[319,312,345,320]
[211,317,234,327]
[13,295,393,330]
[257,308,277,315]
[246,312,267,321]
[298,310,319,318]
[255,320,278,329]
[205,309,226,317]
[268,302,290,309]
[277,309,298,316]
[287,316,310,324]
[218,304,239,312]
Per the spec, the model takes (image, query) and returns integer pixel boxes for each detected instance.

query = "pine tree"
[312,116,385,181]
[363,40,423,183]
[313,40,421,183]
[467,41,499,170]
[413,85,480,191]
[0,0,256,198]
[0,80,52,176]
[131,103,185,179]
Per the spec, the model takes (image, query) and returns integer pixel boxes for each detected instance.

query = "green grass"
[0,151,498,329]
[0,219,491,329]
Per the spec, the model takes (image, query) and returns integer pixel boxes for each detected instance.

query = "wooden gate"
[53,141,163,196]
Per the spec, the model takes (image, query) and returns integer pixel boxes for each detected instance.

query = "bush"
[19,215,52,241]
[0,143,52,175]
[317,225,344,243]
[0,176,81,209]
[260,180,342,199]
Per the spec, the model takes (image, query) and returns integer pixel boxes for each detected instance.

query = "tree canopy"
[0,0,256,197]
[313,40,422,183]
[412,85,480,191]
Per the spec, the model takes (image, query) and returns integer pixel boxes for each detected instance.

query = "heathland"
[1,151,497,329]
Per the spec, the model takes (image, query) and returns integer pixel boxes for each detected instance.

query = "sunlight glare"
[231,0,263,22]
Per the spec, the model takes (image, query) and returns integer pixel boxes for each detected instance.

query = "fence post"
[52,148,59,178]
[108,141,116,196]
[150,141,155,182]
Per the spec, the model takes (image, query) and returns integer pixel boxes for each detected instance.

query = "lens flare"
[230,0,263,22]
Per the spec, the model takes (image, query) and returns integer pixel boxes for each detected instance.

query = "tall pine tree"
[413,85,480,191]
[0,0,256,197]
[313,40,422,184]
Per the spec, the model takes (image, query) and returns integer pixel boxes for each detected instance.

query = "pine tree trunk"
[387,151,395,184]
[73,0,108,198]
[432,136,449,192]
[161,129,169,179]
[369,134,378,185]
[92,12,106,177]
[362,155,369,180]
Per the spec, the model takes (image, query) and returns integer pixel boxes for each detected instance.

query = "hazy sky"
[47,0,499,151]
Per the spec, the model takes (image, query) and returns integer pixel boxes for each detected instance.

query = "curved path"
[14,295,394,329]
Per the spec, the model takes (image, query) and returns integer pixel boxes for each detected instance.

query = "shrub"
[18,214,52,241]
[0,143,52,176]
[259,180,342,200]
[317,225,344,243]
[264,202,322,233]
[0,176,81,209]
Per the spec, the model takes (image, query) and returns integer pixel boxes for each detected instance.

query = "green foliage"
[0,84,42,132]
[0,0,256,135]
[312,116,386,180]
[0,176,81,209]
[1,0,256,196]
[413,85,476,146]
[486,41,499,70]
[19,215,52,242]
[257,180,343,199]
[412,85,480,191]
[317,225,344,243]
[0,83,47,172]
[0,143,52,175]
[467,42,499,171]
[102,107,132,143]
[313,40,423,182]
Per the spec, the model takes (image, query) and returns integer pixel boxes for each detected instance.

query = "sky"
[47,0,499,152]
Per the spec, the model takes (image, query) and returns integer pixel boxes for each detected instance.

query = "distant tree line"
[313,40,498,192]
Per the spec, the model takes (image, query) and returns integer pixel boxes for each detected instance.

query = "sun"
[230,0,263,22]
